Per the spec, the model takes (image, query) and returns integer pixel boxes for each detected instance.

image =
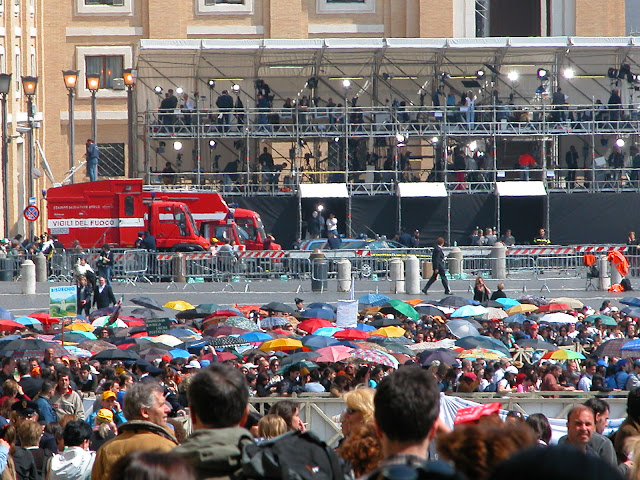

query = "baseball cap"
[96,408,114,424]
[185,359,201,369]
[101,390,116,401]
[243,363,258,369]
[505,366,519,375]
[530,322,538,328]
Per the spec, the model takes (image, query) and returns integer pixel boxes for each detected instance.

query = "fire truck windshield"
[183,206,198,236]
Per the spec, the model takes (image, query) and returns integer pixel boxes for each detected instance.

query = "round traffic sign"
[23,205,39,222]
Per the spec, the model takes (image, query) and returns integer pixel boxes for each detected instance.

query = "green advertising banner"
[145,318,172,336]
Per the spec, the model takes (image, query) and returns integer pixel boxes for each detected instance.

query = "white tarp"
[299,183,348,198]
[496,181,547,197]
[397,182,448,198]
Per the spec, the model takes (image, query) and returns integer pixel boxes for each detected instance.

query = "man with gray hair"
[91,382,177,480]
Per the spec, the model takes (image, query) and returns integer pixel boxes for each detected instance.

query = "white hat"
[243,363,258,369]
[185,360,201,369]
[505,366,519,375]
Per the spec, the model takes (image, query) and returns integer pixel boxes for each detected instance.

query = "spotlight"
[475,69,485,79]
[608,68,619,79]
[563,68,575,79]
[342,79,351,89]
[209,140,216,148]
[507,71,519,82]
[176,87,184,95]
[439,72,450,80]
[232,83,240,93]
[154,85,163,95]
[616,138,625,148]
[317,204,324,212]
[536,68,549,80]
[173,141,183,151]
[395,133,407,144]
[208,79,216,89]
[333,137,340,143]
[431,136,439,143]
[469,140,478,151]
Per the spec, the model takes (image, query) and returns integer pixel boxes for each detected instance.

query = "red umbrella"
[333,328,370,341]
[537,303,569,313]
[119,316,146,327]
[28,313,59,325]
[116,342,136,350]
[0,320,27,332]
[298,318,334,334]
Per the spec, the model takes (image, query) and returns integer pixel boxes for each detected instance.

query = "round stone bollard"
[448,247,463,277]
[173,253,186,283]
[310,249,328,293]
[390,258,405,294]
[405,255,420,295]
[336,258,352,292]
[21,259,36,295]
[599,255,611,291]
[34,253,47,282]
[422,260,433,280]
[490,242,507,280]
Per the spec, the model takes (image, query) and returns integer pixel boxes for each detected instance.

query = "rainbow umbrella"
[541,349,585,360]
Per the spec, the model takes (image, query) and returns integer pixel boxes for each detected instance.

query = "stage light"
[342,79,351,89]
[173,141,183,151]
[563,68,575,79]
[507,71,519,82]
[317,204,324,212]
[154,85,163,95]
[333,137,340,143]
[232,84,240,93]
[431,137,439,143]
[616,138,625,148]
[537,68,549,80]
[475,69,485,79]
[396,133,406,143]
[469,141,478,151]
[208,79,216,89]
[209,140,216,148]
[176,87,184,95]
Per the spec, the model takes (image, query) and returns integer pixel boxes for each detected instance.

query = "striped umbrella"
[350,348,399,368]
[541,349,585,360]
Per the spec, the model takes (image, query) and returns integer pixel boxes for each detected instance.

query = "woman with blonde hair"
[257,414,288,439]
[340,387,375,438]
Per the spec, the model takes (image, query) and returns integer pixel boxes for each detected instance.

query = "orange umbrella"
[236,305,267,317]
[405,299,423,306]
[259,338,303,352]
[371,326,407,338]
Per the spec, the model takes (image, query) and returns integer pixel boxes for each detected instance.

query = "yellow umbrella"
[506,304,538,315]
[371,326,407,338]
[164,300,195,311]
[259,338,303,352]
[65,322,94,332]
[458,348,507,360]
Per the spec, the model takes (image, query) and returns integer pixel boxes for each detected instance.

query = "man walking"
[422,237,451,295]
[85,139,99,182]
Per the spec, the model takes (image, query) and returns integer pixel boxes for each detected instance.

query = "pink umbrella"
[314,345,353,363]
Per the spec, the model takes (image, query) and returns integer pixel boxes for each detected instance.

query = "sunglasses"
[345,408,359,415]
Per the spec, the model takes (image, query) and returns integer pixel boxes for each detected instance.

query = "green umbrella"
[195,303,222,314]
[584,315,617,326]
[385,299,420,321]
[277,360,318,375]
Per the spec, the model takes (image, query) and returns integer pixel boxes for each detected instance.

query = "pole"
[26,96,34,240]
[68,89,75,183]
[1,93,8,239]
[91,91,97,144]
[127,85,135,178]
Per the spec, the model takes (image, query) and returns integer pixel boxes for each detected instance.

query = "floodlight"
[173,141,183,151]
[176,87,184,95]
[154,86,163,95]
[507,71,519,82]
[342,79,351,89]
[563,68,575,79]
[537,68,549,80]
[616,138,625,148]
[232,84,240,93]
[476,69,485,79]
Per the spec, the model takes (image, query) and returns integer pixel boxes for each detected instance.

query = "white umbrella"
[446,319,480,339]
[148,334,183,347]
[91,316,127,328]
[549,297,584,310]
[539,312,578,324]
[483,307,508,320]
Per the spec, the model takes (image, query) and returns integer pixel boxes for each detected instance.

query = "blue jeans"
[88,160,98,182]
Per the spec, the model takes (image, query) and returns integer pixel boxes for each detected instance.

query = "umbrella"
[550,297,584,310]
[537,303,570,313]
[195,303,222,313]
[622,307,640,319]
[370,326,406,338]
[479,300,503,308]
[0,338,69,359]
[168,348,190,359]
[224,317,260,331]
[120,317,146,328]
[131,297,164,312]
[415,305,446,317]
[307,302,337,313]
[280,351,320,366]
[298,318,334,334]
[163,300,195,311]
[262,302,295,314]
[277,360,319,375]
[54,331,97,342]
[139,347,171,362]
[130,308,159,320]
[506,304,539,315]
[205,310,242,321]
[0,308,15,320]
[28,312,58,325]
[313,327,343,337]
[437,296,478,308]
[93,349,140,361]
[584,315,617,326]
[77,340,116,354]
[455,336,511,356]
[620,339,640,358]
[167,328,202,340]
[446,319,480,339]
[66,322,94,332]
[14,317,41,327]
[314,345,353,363]
[148,334,183,347]
[0,320,27,332]
[358,293,391,307]
[458,348,508,360]
[301,335,341,349]
[494,298,520,309]
[541,350,586,360]
[356,323,376,332]
[204,325,248,337]
[380,300,419,321]
[516,338,558,351]
[235,305,267,317]
[539,313,578,324]
[259,338,303,352]
[368,340,415,356]
[350,348,398,368]
[175,309,209,320]
[92,317,127,329]
[369,318,403,328]
[63,345,92,357]
[299,308,336,320]
[369,335,413,345]
[483,307,508,320]
[334,328,370,341]
[209,336,250,348]
[516,295,548,307]
[240,332,273,343]
[504,313,528,324]
[620,297,640,308]
[418,349,457,366]
[594,338,632,358]
[213,351,241,362]
[451,304,488,318]
[261,316,290,328]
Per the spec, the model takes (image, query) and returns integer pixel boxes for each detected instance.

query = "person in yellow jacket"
[533,228,551,245]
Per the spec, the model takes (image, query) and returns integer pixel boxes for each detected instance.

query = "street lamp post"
[123,68,136,178]
[21,75,38,240]
[86,73,100,144]
[0,74,11,239]
[62,70,79,184]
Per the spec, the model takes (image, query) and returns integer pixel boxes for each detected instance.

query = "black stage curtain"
[499,197,545,246]
[351,197,397,240]
[450,195,496,246]
[400,198,448,247]
[234,196,299,249]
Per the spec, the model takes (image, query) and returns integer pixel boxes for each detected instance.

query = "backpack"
[238,430,351,480]
[622,277,633,291]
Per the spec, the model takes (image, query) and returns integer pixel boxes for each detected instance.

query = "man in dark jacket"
[422,237,451,295]
[17,360,42,400]
[93,276,116,310]
[173,364,254,480]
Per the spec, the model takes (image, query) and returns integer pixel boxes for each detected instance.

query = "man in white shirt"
[578,360,597,392]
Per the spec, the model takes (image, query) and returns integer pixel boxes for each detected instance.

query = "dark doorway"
[489,0,541,37]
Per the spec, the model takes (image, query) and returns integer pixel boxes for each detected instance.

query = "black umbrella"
[369,336,413,345]
[516,338,558,351]
[130,308,159,319]
[131,297,164,312]
[89,307,117,321]
[436,296,476,308]
[262,302,295,314]
[280,351,320,366]
[0,339,69,359]
[175,309,209,320]
[307,302,338,313]
[92,349,140,361]
[209,336,250,348]
[415,305,446,317]
[481,300,504,308]
[418,349,458,366]
[129,341,172,352]
[369,318,403,328]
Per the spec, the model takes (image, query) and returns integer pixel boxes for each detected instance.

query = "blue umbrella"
[168,328,202,339]
[307,302,337,313]
[261,316,290,328]
[455,335,511,356]
[240,331,273,343]
[0,308,15,321]
[313,327,342,337]
[184,339,209,355]
[358,293,391,307]
[495,298,520,309]
[15,316,41,326]
[169,348,190,359]
[621,339,640,357]
[54,332,98,342]
[356,323,376,332]
[621,297,640,308]
[504,313,528,324]
[451,304,488,318]
[301,335,341,349]
[622,306,640,319]
[300,308,336,320]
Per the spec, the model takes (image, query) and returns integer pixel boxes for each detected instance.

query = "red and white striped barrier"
[238,251,286,259]
[575,245,627,253]
[507,247,574,255]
